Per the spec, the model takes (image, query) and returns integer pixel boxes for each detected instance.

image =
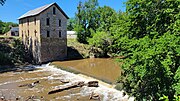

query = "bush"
[118,34,180,100]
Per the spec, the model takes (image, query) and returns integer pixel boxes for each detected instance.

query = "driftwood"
[87,81,99,87]
[89,92,100,100]
[18,81,39,88]
[48,81,99,94]
[48,81,85,94]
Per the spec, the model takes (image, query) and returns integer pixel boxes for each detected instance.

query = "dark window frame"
[28,30,29,37]
[34,17,36,25]
[47,30,50,37]
[59,31,61,37]
[59,19,61,27]
[53,7,56,15]
[34,30,37,37]
[27,19,29,26]
[46,18,50,26]
[22,30,23,38]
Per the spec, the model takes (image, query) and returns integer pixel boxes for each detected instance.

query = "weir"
[0,63,134,101]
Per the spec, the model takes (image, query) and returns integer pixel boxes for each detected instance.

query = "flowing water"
[0,62,133,101]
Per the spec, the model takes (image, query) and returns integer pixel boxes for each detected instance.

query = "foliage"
[115,0,180,100]
[0,20,18,34]
[75,0,99,43]
[96,6,117,32]
[0,0,5,5]
[119,34,180,100]
[67,18,75,31]
[88,31,113,57]
[0,38,32,66]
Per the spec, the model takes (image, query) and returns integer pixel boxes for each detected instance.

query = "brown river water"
[52,58,121,84]
[0,59,133,101]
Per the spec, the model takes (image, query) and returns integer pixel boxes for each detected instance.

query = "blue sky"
[0,0,126,23]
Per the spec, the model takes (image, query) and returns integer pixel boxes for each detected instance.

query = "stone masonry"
[18,3,69,63]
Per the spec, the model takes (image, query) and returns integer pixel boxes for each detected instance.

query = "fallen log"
[18,81,40,88]
[48,81,85,94]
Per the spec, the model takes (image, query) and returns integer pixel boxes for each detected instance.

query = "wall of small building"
[39,5,67,62]
[19,15,41,63]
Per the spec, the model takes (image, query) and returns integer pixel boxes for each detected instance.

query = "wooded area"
[0,20,18,34]
[71,0,180,100]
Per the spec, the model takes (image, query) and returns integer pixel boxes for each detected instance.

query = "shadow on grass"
[65,46,84,61]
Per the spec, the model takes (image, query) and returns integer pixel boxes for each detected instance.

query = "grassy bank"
[67,39,91,59]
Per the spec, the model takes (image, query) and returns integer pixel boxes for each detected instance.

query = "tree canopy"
[0,20,18,35]
[0,0,6,5]
[74,0,180,100]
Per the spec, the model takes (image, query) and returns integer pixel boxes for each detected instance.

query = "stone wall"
[19,4,68,63]
[40,37,67,62]
[39,5,67,63]
[19,15,41,63]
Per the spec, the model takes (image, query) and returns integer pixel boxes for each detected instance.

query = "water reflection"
[52,58,121,83]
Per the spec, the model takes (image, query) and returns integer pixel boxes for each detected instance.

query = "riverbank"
[0,64,133,101]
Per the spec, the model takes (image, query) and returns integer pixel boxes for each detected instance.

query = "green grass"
[67,39,91,58]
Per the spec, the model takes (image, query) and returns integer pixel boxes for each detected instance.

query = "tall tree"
[96,6,117,32]
[75,0,99,43]
[0,0,6,5]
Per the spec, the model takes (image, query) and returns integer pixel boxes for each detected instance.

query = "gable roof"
[18,2,69,19]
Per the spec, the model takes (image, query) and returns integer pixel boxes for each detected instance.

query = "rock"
[87,81,99,87]
[18,81,40,88]
[89,92,100,100]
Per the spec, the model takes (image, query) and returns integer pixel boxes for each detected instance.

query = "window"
[27,19,29,26]
[28,30,29,37]
[22,31,23,38]
[21,20,23,26]
[34,30,37,37]
[47,31,50,37]
[34,40,36,46]
[46,18,50,26]
[53,7,56,15]
[34,17,36,25]
[59,31,61,37]
[59,19,61,27]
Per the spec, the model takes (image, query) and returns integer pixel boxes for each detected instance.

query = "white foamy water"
[0,64,134,101]
[35,64,134,101]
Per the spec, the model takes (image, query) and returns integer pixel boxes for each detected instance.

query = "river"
[0,60,134,101]
[52,58,121,84]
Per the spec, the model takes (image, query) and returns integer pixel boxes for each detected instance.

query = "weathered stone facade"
[18,3,68,63]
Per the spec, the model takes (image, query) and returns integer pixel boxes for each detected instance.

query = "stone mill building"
[18,3,69,63]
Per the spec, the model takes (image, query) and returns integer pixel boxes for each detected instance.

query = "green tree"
[96,6,117,32]
[75,0,99,43]
[117,0,180,100]
[67,18,75,31]
[0,0,5,5]
[88,31,113,57]
[0,21,18,34]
